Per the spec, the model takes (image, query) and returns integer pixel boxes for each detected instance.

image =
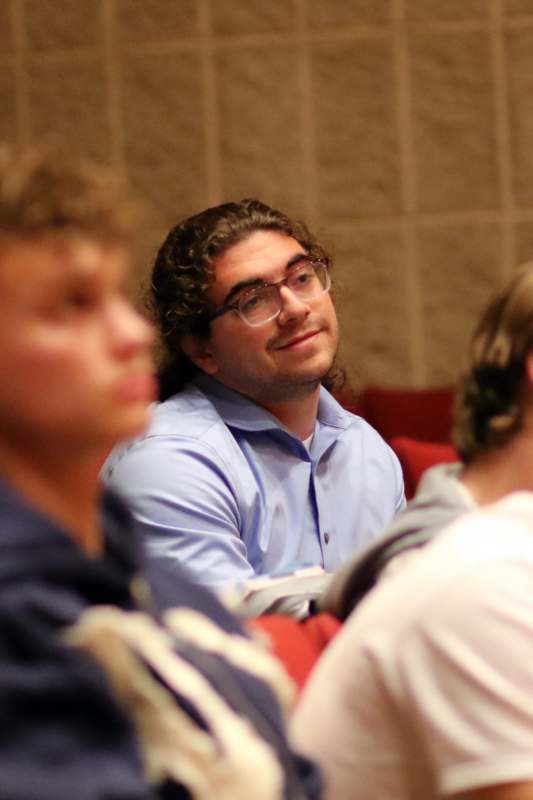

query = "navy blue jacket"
[0,479,321,799]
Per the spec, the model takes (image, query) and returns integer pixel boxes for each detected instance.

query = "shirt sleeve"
[0,587,150,800]
[396,560,533,797]
[104,434,256,590]
[389,443,406,513]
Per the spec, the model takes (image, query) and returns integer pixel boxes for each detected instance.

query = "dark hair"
[453,264,533,463]
[147,198,339,398]
[0,146,135,244]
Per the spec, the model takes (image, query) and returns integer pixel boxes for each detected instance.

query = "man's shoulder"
[379,497,533,664]
[378,463,468,540]
[342,413,392,447]
[149,385,225,438]
[0,480,71,585]
[355,493,533,634]
[105,386,232,467]
[318,388,395,448]
[0,486,134,618]
[101,388,245,487]
[0,521,86,643]
[324,406,405,492]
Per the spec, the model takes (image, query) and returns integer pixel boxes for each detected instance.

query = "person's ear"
[526,353,533,387]
[180,335,219,375]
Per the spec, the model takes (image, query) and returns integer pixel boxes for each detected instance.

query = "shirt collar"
[192,373,353,436]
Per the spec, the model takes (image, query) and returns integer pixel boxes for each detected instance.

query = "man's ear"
[526,353,533,387]
[180,335,219,376]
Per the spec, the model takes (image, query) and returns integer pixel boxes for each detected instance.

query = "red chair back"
[248,613,341,691]
[390,436,458,499]
[358,386,455,443]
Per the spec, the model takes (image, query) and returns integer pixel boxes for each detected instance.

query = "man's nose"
[276,284,310,325]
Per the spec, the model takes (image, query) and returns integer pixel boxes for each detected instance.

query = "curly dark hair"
[453,264,533,463]
[148,198,340,399]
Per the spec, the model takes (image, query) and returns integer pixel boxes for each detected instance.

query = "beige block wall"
[3,0,533,390]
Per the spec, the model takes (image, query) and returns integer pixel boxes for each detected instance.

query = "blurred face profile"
[0,235,155,455]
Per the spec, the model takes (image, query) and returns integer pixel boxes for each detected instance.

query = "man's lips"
[273,330,321,350]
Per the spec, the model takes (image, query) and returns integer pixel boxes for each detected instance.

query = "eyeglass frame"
[208,256,332,328]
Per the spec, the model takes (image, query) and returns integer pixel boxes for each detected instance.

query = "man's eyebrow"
[222,277,265,307]
[222,252,309,306]
[286,252,308,269]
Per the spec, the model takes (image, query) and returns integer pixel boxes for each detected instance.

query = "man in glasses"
[103,199,404,610]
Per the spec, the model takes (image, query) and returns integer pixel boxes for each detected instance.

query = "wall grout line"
[11,0,30,147]
[199,0,222,205]
[23,48,107,64]
[490,0,515,279]
[504,16,533,29]
[101,0,125,171]
[229,207,533,228]
[295,0,319,226]
[393,0,425,386]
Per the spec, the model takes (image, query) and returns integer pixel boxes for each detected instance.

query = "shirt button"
[324,532,330,545]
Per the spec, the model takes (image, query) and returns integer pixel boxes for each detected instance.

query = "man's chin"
[292,354,336,385]
[273,364,335,399]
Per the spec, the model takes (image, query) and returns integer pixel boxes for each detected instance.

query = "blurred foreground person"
[0,148,320,800]
[292,265,533,800]
[323,263,533,618]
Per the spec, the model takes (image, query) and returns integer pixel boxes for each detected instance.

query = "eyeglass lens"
[240,261,330,326]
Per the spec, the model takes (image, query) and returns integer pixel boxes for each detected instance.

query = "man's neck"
[461,422,533,506]
[0,443,105,557]
[261,387,321,440]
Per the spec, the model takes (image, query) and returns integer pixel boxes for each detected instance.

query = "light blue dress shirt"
[102,375,405,591]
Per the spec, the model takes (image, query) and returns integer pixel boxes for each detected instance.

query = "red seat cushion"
[390,436,458,499]
[248,613,341,691]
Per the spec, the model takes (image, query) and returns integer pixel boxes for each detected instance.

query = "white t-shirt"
[291,492,533,799]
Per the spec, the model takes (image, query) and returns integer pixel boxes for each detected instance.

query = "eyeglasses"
[209,258,331,328]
